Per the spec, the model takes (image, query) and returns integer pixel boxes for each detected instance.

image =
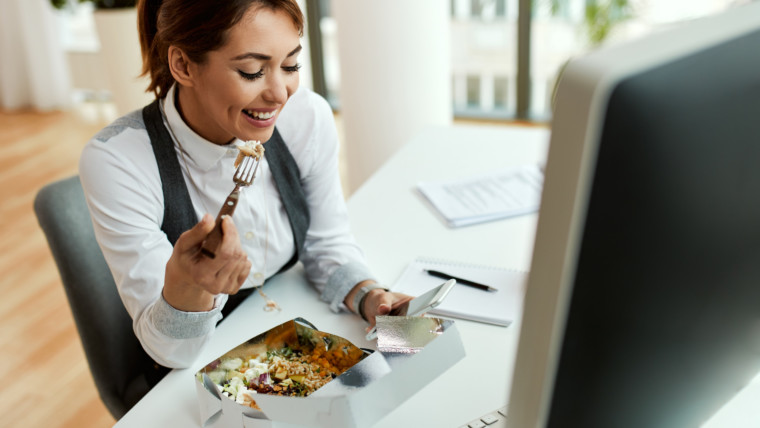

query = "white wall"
[333,1,452,193]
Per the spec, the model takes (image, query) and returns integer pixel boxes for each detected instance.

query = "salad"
[198,319,366,410]
[200,343,364,410]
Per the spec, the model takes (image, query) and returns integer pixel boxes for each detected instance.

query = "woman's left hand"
[361,289,413,329]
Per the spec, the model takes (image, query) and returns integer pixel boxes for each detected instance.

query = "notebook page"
[392,257,527,326]
[416,165,543,228]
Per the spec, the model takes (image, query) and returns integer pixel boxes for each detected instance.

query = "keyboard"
[458,406,508,428]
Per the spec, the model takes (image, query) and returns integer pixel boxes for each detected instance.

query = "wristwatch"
[352,283,389,321]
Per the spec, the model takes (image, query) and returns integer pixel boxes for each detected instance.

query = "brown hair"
[137,0,304,99]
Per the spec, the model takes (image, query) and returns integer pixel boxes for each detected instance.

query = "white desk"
[114,124,551,428]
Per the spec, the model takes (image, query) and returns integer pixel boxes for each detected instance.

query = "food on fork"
[234,140,265,168]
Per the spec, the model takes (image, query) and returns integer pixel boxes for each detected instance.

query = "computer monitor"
[507,4,760,428]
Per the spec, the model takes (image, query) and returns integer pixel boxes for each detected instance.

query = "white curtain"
[0,0,71,110]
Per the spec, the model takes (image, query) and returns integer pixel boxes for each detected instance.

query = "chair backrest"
[34,176,153,419]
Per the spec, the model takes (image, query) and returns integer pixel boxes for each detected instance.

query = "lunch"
[195,317,464,428]
[197,318,366,410]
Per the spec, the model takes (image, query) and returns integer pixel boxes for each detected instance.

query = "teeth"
[245,109,275,120]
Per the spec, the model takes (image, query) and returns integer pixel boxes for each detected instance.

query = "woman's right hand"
[162,214,252,312]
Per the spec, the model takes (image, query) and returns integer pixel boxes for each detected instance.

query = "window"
[466,75,482,107]
[529,0,742,119]
[470,0,508,18]
[493,76,510,110]
[305,0,743,123]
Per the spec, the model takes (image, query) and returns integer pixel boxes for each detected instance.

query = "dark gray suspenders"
[265,127,310,266]
[141,99,310,294]
[142,100,198,245]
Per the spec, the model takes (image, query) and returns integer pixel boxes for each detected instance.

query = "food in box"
[195,316,465,428]
[197,318,367,409]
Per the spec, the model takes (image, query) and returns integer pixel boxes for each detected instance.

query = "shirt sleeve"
[283,91,377,312]
[78,121,222,368]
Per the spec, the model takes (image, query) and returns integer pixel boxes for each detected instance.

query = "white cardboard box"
[195,316,465,427]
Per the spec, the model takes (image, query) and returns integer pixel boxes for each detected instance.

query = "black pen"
[424,269,498,292]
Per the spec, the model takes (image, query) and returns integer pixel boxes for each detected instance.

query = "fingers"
[237,258,253,286]
[205,218,248,294]
[211,217,250,293]
[174,215,254,294]
[216,215,243,256]
[364,291,411,327]
[176,214,241,259]
[197,216,243,268]
[389,294,414,314]
[215,253,252,295]
[175,213,215,253]
[377,300,392,316]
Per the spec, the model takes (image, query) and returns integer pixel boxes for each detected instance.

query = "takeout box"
[195,316,465,427]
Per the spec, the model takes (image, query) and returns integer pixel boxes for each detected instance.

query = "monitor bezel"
[506,4,760,427]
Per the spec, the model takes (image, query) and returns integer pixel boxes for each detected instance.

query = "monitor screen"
[507,4,760,428]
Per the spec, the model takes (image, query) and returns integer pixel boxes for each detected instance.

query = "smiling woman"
[167,7,302,144]
[74,0,412,416]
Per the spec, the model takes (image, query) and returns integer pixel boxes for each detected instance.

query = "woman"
[79,0,411,372]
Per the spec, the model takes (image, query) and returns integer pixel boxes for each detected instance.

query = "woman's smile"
[242,108,278,128]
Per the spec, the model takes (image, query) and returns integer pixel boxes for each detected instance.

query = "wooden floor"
[0,104,117,428]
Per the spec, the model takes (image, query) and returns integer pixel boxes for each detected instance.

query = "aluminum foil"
[375,315,450,354]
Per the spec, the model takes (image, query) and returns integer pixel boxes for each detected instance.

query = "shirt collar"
[160,84,241,171]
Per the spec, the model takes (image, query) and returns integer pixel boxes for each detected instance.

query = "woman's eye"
[283,63,302,73]
[238,69,264,81]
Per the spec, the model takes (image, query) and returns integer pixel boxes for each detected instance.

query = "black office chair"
[34,176,154,420]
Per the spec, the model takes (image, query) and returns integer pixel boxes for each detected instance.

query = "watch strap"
[352,283,388,321]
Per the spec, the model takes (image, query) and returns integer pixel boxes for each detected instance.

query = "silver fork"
[201,155,260,259]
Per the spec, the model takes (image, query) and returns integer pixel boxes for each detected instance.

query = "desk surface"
[114,124,551,428]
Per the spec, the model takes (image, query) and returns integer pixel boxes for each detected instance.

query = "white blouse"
[79,85,374,368]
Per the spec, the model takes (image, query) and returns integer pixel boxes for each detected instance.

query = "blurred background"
[0,0,751,426]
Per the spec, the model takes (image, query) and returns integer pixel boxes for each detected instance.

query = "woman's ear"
[167,46,195,87]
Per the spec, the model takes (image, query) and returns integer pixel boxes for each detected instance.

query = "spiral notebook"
[392,257,527,327]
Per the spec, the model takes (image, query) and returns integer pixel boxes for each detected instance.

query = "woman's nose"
[262,71,290,104]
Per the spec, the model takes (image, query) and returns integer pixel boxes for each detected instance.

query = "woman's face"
[179,6,301,145]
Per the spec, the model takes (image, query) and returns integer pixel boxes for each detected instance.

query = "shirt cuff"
[323,261,376,313]
[150,295,224,339]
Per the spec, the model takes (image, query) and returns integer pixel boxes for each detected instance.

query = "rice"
[214,345,350,410]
